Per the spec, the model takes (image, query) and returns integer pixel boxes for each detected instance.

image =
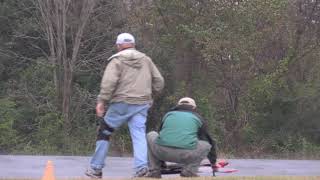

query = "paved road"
[1,155,320,178]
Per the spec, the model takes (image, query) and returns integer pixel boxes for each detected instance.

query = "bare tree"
[34,0,96,128]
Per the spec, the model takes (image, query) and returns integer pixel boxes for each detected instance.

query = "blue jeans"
[90,102,150,172]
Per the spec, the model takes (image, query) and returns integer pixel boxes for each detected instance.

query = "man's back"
[98,48,164,105]
[156,110,203,149]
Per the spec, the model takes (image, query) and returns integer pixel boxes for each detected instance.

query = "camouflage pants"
[147,131,211,174]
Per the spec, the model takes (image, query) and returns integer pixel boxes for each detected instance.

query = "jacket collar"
[170,104,196,112]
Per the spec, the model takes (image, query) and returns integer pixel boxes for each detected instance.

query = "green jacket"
[156,108,202,149]
[97,48,164,104]
[156,105,217,165]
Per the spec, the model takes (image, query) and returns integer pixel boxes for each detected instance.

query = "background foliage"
[0,0,319,158]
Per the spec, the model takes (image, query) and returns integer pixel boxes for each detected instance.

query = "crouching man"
[145,97,217,178]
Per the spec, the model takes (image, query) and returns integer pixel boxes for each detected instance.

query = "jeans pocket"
[109,102,128,115]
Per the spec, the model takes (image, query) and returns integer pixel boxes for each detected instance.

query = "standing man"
[145,97,217,178]
[85,33,164,178]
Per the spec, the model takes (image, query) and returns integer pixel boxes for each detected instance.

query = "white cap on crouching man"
[178,97,197,108]
[116,33,135,44]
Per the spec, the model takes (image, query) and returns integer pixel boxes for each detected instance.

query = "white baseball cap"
[116,33,135,44]
[178,97,196,108]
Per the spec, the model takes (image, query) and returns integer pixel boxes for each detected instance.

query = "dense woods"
[1,0,320,158]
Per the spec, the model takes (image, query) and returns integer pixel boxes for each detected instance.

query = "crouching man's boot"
[180,169,199,177]
[144,169,161,178]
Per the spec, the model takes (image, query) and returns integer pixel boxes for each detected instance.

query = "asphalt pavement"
[1,155,320,178]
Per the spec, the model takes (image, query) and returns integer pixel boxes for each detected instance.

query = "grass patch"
[148,177,319,180]
[1,177,320,180]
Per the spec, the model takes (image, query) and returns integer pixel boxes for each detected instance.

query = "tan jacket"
[97,48,164,104]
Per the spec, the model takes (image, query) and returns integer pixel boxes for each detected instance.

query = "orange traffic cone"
[42,160,55,180]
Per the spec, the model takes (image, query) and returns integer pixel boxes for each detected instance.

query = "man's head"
[116,33,135,51]
[178,97,196,109]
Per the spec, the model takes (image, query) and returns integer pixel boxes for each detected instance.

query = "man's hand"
[96,102,105,117]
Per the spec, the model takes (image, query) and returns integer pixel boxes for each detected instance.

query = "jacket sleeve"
[149,59,164,92]
[97,59,122,103]
[198,118,217,165]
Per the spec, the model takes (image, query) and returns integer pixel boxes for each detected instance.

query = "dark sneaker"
[144,170,161,178]
[180,169,199,177]
[85,167,102,179]
[133,167,148,177]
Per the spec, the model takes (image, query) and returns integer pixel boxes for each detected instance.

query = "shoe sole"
[85,172,102,179]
